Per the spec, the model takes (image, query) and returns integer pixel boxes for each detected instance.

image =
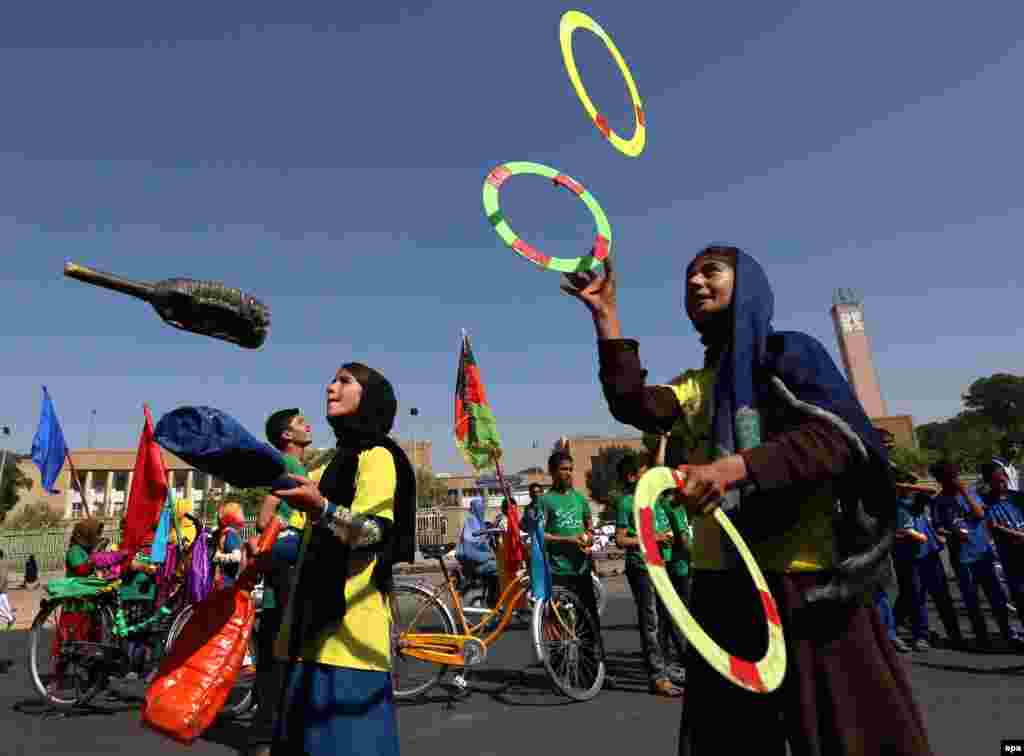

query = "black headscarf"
[290,362,416,654]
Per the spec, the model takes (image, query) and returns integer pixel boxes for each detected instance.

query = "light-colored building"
[14,438,431,520]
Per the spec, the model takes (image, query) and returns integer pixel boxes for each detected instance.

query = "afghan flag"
[122,404,170,557]
[454,331,503,471]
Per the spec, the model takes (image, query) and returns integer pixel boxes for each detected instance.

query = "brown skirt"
[678,570,933,756]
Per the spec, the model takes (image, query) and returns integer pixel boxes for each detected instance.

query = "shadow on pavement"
[201,715,254,752]
[914,661,1024,676]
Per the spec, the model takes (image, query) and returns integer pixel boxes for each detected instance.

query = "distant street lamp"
[409,408,420,508]
[0,425,11,499]
[409,408,420,469]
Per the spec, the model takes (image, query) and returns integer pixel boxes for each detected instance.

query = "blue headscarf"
[700,247,894,602]
[456,497,492,564]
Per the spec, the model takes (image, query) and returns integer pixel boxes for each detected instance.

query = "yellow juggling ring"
[634,467,786,693]
[559,10,646,157]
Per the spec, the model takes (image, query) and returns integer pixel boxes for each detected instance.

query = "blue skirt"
[272,662,399,756]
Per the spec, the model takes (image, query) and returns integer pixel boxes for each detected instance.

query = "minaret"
[830,288,887,419]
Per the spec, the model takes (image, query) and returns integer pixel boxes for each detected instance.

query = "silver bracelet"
[324,505,383,548]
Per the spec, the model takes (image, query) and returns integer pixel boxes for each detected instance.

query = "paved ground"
[0,573,1022,756]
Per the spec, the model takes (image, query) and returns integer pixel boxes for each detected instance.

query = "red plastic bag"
[141,518,282,744]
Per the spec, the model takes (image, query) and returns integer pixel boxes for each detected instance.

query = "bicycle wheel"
[161,603,256,718]
[29,601,112,709]
[532,586,605,701]
[390,583,456,700]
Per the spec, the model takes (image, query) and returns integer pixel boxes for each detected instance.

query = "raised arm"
[560,256,681,434]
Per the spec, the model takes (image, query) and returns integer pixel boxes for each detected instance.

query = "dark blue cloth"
[271,530,303,565]
[932,494,992,564]
[272,663,399,756]
[154,406,298,491]
[952,554,1014,642]
[910,551,961,642]
[712,250,889,475]
[707,250,894,602]
[873,586,897,641]
[895,499,941,561]
[220,529,242,587]
[30,386,67,494]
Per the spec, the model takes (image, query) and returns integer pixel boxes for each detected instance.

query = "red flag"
[122,404,169,556]
[503,499,525,574]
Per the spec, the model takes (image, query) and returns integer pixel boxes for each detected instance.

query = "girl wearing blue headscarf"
[563,247,932,756]
[456,497,498,600]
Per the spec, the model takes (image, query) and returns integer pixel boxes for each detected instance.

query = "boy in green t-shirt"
[539,450,610,676]
[614,452,682,697]
[247,407,313,756]
[657,490,693,668]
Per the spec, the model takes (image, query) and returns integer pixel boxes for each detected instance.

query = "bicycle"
[30,564,256,717]
[390,541,605,702]
[459,530,607,621]
[28,572,186,710]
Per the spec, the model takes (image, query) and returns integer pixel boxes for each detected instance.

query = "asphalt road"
[0,586,1021,756]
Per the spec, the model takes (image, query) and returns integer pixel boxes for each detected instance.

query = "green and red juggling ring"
[482,161,612,273]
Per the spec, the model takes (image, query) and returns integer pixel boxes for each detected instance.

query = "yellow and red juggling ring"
[559,10,646,157]
[633,467,786,693]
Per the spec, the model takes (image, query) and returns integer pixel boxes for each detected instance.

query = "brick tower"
[831,288,887,419]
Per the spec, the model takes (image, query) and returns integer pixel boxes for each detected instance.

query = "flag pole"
[64,448,91,518]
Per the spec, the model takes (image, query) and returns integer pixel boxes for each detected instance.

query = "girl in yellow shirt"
[271,362,416,756]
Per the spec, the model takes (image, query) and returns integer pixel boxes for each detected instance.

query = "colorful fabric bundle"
[187,531,212,605]
[154,406,296,490]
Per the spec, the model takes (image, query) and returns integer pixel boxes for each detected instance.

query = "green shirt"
[262,453,307,611]
[659,496,693,577]
[540,489,592,576]
[615,492,672,571]
[65,544,90,577]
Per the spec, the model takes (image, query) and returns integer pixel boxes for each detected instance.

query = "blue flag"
[30,386,68,494]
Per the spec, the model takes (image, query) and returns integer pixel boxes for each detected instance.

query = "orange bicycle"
[390,541,605,701]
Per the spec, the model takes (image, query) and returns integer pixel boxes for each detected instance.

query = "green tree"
[0,456,34,524]
[887,444,939,479]
[305,447,336,473]
[585,445,635,523]
[4,499,64,530]
[201,486,266,524]
[917,410,1002,472]
[415,467,448,510]
[961,373,1024,436]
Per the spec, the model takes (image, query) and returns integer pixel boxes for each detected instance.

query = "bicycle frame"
[397,555,529,667]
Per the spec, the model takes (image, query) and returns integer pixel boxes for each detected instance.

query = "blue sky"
[3,1,1023,476]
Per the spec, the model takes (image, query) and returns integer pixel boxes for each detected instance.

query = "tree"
[4,499,64,530]
[917,410,1002,472]
[585,445,636,523]
[201,486,265,523]
[305,447,336,473]
[887,444,939,479]
[0,456,33,524]
[415,467,448,510]
[961,373,1024,436]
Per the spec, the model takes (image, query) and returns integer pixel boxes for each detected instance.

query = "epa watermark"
[1003,740,1024,754]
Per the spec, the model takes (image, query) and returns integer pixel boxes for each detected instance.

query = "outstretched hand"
[561,255,617,317]
[273,474,326,516]
[675,464,729,518]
